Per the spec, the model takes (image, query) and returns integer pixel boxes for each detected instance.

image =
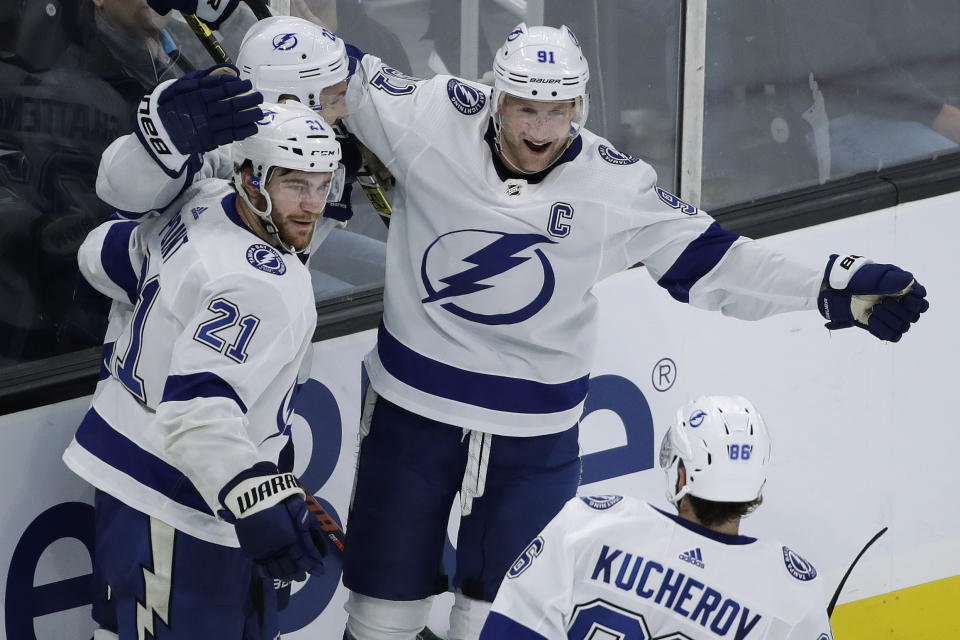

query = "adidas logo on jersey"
[679,547,705,568]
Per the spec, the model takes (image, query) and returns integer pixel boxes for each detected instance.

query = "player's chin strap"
[233,172,301,254]
[460,429,492,517]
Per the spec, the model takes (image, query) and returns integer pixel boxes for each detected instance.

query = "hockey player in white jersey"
[332,23,926,640]
[62,102,342,639]
[480,395,834,640]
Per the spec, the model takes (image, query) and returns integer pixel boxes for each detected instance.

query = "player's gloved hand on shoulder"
[818,254,929,342]
[135,64,263,177]
[218,462,326,581]
[145,0,240,29]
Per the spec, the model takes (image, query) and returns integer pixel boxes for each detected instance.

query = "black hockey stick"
[181,12,231,63]
[827,526,888,617]
[300,481,346,555]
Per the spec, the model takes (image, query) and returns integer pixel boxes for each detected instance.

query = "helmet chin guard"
[231,101,343,253]
[660,395,771,507]
[491,23,590,173]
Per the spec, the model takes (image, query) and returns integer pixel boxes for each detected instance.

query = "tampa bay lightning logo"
[598,144,639,166]
[246,243,286,275]
[447,79,486,115]
[782,546,818,581]
[507,27,524,42]
[420,229,557,325]
[257,108,277,126]
[581,495,623,510]
[272,33,298,51]
[689,410,707,427]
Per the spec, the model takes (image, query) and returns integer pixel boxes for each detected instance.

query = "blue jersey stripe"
[478,612,548,640]
[162,372,248,414]
[656,222,739,303]
[100,221,139,304]
[376,323,589,414]
[75,408,213,515]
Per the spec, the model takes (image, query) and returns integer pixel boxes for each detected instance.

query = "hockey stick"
[181,12,231,63]
[300,482,346,554]
[826,526,888,617]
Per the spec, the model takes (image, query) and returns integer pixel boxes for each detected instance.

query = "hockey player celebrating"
[98,15,360,241]
[479,395,834,640]
[333,23,926,640]
[62,102,342,640]
[123,9,928,638]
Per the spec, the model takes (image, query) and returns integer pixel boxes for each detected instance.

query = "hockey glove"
[146,0,240,29]
[818,254,929,342]
[219,462,326,582]
[135,64,263,177]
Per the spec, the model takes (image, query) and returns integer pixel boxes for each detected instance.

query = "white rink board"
[0,191,956,639]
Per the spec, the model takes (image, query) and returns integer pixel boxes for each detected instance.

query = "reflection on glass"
[700,0,960,210]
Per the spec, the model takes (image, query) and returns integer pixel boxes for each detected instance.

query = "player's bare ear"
[676,462,687,494]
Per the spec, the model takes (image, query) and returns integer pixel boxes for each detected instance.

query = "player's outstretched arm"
[145,0,242,29]
[818,254,929,342]
[218,462,327,581]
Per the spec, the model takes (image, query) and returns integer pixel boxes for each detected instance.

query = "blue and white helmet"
[232,101,344,252]
[237,16,349,113]
[659,395,772,506]
[491,23,590,144]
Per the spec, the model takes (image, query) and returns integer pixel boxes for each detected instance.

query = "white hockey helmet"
[237,16,349,114]
[491,22,590,163]
[232,101,344,252]
[659,395,771,506]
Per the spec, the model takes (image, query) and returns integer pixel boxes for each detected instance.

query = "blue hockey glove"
[145,0,240,29]
[219,462,326,582]
[135,64,263,177]
[818,254,929,342]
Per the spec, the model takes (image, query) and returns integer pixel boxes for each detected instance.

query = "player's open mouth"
[524,140,551,153]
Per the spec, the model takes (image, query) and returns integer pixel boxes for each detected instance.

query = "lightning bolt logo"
[423,233,551,303]
[420,230,557,325]
[135,518,174,640]
[272,32,298,50]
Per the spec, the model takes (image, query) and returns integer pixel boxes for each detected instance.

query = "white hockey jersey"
[63,180,317,546]
[481,496,833,640]
[344,54,823,436]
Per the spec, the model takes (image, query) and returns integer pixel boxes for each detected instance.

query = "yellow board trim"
[832,574,960,639]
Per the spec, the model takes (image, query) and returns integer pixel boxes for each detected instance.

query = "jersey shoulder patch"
[782,545,818,581]
[446,78,487,115]
[598,144,639,166]
[580,495,624,510]
[246,243,287,276]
